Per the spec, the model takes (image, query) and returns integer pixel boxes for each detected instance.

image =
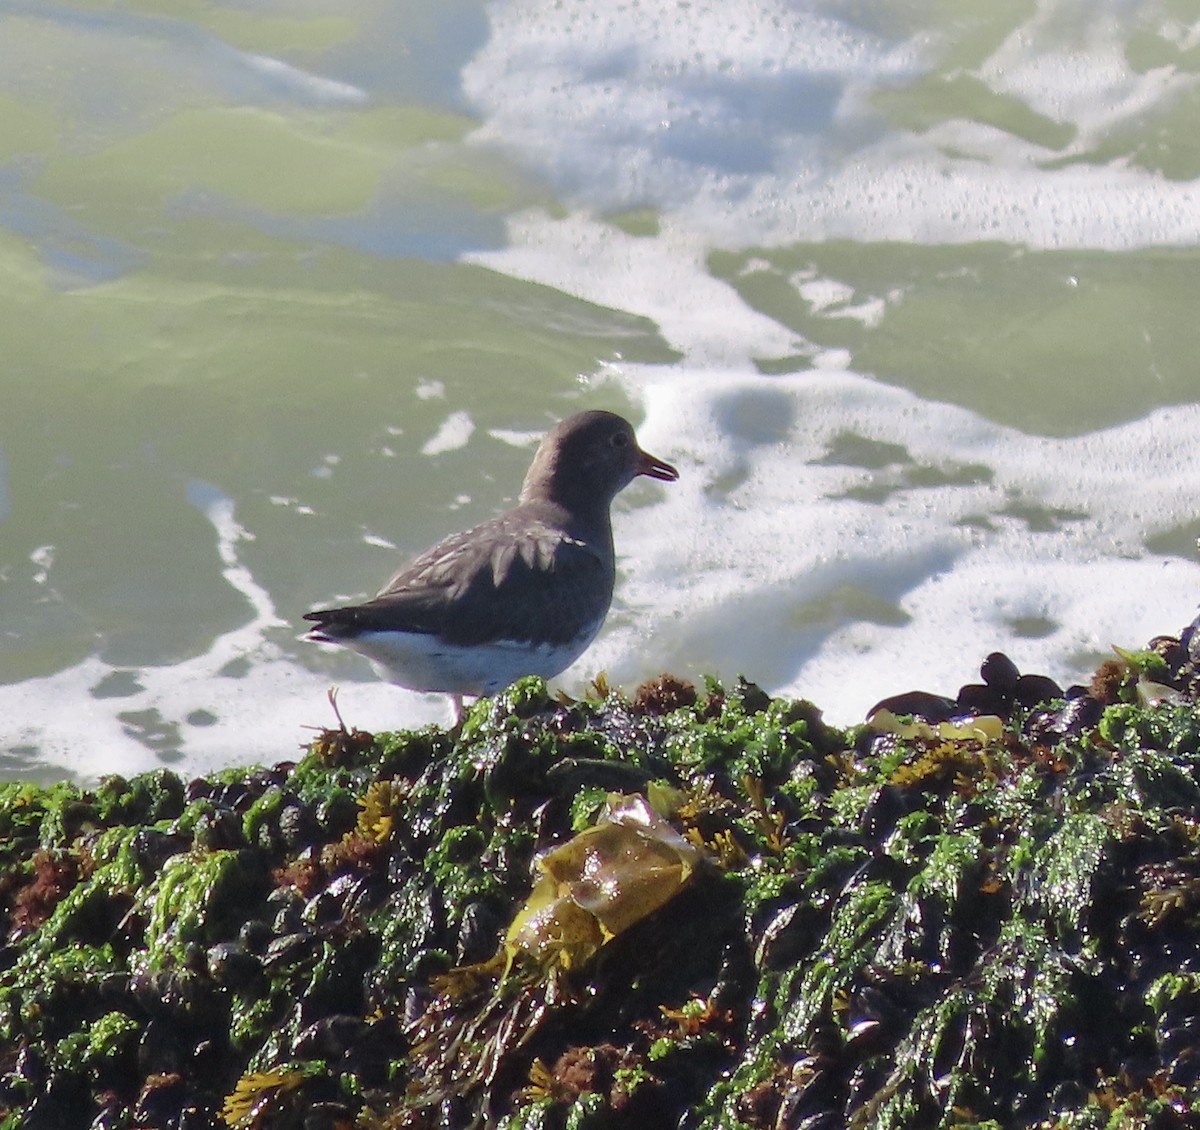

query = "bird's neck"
[520,458,590,509]
[520,479,614,550]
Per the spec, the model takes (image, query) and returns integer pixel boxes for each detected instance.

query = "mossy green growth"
[672,677,837,787]
[145,848,267,968]
[1112,645,1171,681]
[81,1010,140,1076]
[0,779,93,846]
[93,768,185,826]
[1098,698,1200,759]
[3,656,1200,1128]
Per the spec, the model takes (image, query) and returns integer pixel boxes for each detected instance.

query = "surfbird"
[304,410,679,720]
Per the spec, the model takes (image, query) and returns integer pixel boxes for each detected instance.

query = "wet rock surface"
[4,627,1200,1127]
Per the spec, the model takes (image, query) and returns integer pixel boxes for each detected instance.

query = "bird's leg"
[450,693,465,726]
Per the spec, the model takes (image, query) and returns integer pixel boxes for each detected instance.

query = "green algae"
[4,650,1200,1127]
[144,849,268,969]
[80,1010,140,1078]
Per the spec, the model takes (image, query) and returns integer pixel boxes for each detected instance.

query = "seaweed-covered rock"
[4,640,1200,1128]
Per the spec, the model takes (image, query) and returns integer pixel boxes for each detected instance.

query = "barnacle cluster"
[5,621,1200,1127]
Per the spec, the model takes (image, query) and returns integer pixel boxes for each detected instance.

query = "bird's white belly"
[336,625,602,696]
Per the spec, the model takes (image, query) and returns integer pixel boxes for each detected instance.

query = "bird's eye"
[610,431,630,448]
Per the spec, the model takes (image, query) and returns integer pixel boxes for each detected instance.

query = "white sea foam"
[462,0,1200,250]
[471,213,796,367]
[584,367,1200,719]
[0,652,449,784]
[981,5,1183,137]
[421,411,476,456]
[488,428,543,449]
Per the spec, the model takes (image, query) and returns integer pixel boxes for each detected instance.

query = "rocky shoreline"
[5,625,1200,1129]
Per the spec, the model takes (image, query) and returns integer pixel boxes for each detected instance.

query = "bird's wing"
[305,515,613,647]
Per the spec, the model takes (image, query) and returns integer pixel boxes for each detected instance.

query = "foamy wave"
[463,0,1200,250]
[0,483,448,781]
[457,1,1200,722]
[584,366,1200,720]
